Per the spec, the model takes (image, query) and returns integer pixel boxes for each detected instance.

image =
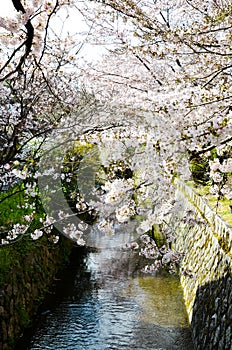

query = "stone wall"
[0,236,73,350]
[175,179,232,350]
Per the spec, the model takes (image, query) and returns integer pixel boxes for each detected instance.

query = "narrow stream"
[16,228,194,350]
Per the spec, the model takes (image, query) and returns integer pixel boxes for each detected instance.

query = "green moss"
[17,305,30,329]
[0,238,34,286]
[151,224,166,248]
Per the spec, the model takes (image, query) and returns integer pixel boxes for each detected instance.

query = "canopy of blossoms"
[0,0,231,272]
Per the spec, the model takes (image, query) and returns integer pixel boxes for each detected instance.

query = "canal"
[15,227,194,350]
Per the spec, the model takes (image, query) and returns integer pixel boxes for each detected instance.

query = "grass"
[0,184,33,229]
[0,184,44,286]
[187,180,232,227]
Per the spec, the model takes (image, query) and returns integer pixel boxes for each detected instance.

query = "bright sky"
[1,0,106,62]
[2,0,17,17]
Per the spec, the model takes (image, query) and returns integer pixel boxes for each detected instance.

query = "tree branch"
[10,0,34,72]
[189,136,232,159]
[37,0,59,65]
[0,188,24,204]
[0,41,26,81]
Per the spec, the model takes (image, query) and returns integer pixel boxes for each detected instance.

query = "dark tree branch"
[159,11,170,29]
[0,0,35,79]
[187,95,232,108]
[0,41,26,81]
[0,188,24,204]
[12,0,25,13]
[202,64,232,87]
[189,136,232,159]
[12,0,34,71]
[198,25,232,35]
[132,51,163,86]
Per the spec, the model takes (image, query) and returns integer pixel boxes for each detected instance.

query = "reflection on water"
[16,230,194,350]
[121,276,189,327]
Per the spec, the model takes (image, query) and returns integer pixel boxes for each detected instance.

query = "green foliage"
[189,156,210,185]
[0,184,46,286]
[0,247,14,285]
[0,186,32,285]
[61,141,99,223]
[64,141,94,164]
[151,224,166,248]
[0,184,33,229]
[100,160,133,181]
[62,141,96,194]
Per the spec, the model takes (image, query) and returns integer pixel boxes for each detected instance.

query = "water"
[16,230,194,350]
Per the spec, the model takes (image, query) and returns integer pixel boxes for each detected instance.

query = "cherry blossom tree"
[70,0,232,270]
[0,0,131,247]
[0,0,79,177]
[0,0,231,273]
[79,0,232,192]
[0,0,100,244]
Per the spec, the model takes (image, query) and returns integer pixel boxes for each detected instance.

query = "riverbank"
[0,235,74,350]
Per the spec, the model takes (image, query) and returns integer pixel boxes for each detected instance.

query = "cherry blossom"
[0,0,231,273]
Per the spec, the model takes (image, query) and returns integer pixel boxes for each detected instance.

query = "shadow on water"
[15,241,195,350]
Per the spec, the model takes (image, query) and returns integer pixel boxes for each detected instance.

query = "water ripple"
[16,243,194,350]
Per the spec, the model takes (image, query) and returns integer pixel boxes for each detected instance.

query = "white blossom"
[221,185,232,200]
[11,168,28,179]
[115,204,135,223]
[58,210,69,219]
[209,184,220,196]
[78,222,88,231]
[209,159,220,172]
[219,158,232,173]
[98,219,115,236]
[48,235,59,244]
[76,238,86,246]
[211,172,223,183]
[31,229,43,240]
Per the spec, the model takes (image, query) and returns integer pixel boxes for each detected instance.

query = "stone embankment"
[175,179,232,350]
[0,237,73,350]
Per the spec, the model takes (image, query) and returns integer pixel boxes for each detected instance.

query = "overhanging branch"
[189,136,232,159]
[4,0,35,75]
